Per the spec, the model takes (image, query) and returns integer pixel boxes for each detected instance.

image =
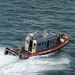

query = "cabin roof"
[27,31,56,43]
[34,35,55,43]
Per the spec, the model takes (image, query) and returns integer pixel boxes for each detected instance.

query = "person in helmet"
[57,33,61,43]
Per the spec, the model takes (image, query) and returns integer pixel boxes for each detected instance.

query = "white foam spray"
[0,47,19,68]
[0,47,70,75]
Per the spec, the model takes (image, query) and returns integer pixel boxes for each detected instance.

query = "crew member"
[57,33,61,43]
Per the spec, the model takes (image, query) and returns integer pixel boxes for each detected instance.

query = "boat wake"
[0,47,19,68]
[0,47,70,75]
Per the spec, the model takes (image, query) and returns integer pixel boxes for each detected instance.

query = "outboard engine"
[4,48,10,55]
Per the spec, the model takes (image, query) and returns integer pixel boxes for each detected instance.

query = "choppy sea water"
[0,0,75,75]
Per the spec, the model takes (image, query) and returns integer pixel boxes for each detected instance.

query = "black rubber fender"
[4,50,8,55]
[19,54,23,60]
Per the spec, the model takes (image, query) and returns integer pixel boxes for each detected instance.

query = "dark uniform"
[57,33,61,43]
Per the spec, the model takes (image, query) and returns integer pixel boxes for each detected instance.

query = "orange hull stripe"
[23,35,70,59]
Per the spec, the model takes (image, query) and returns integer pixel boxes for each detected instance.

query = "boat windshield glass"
[26,40,29,44]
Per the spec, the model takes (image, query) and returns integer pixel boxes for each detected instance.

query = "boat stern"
[4,48,17,56]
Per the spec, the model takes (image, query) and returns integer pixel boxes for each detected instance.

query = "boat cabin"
[25,31,55,53]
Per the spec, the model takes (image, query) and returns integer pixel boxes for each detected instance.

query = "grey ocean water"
[0,0,75,75]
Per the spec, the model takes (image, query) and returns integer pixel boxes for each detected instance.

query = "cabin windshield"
[26,39,29,44]
[25,36,30,51]
[25,36,30,44]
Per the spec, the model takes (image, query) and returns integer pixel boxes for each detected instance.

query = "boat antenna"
[50,29,51,35]
[50,28,53,35]
[43,29,46,38]
[44,29,47,34]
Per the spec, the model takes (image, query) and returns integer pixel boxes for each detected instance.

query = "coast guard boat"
[4,30,70,59]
